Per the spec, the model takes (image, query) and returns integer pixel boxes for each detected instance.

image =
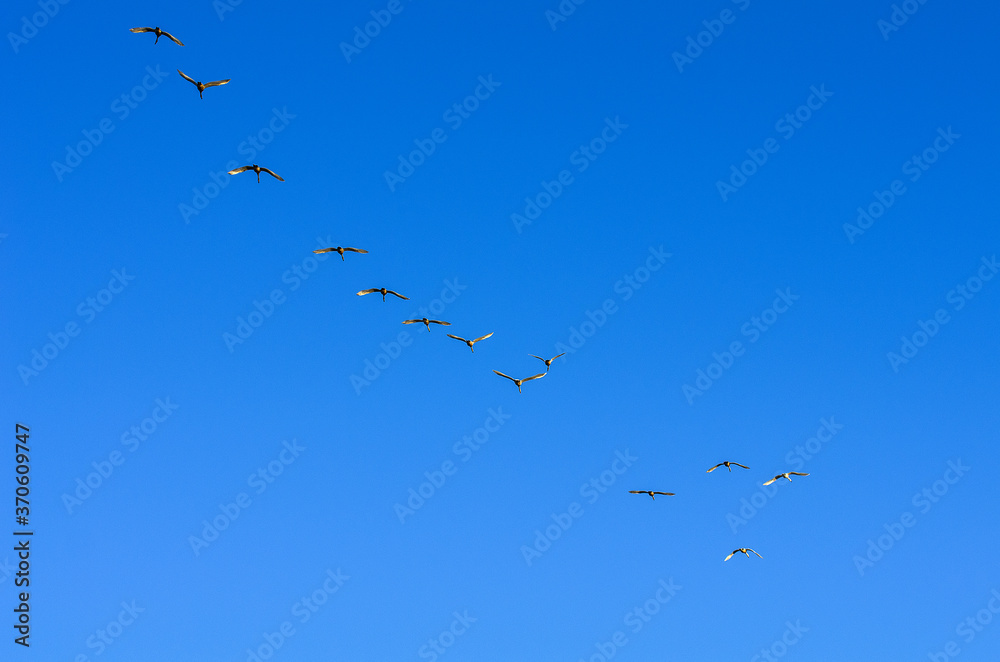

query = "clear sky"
[3,0,999,659]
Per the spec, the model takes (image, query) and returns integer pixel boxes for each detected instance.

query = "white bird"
[129,26,184,45]
[313,246,368,260]
[177,70,230,99]
[403,318,451,332]
[446,332,493,353]
[228,164,284,183]
[763,472,809,486]
[724,548,762,561]
[492,370,545,393]
[357,288,408,301]
[529,352,566,372]
[707,461,749,473]
[628,490,675,500]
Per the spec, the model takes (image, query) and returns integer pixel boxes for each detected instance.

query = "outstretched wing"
[521,373,546,383]
[706,463,724,473]
[428,320,451,326]
[259,167,284,181]
[357,289,379,296]
[749,549,763,558]
[313,247,335,254]
[162,30,185,46]
[732,462,749,470]
[446,334,468,343]
[204,79,231,88]
[130,27,154,33]
[628,491,646,495]
[724,551,736,562]
[386,290,408,300]
[402,319,423,325]
[652,492,675,496]
[472,332,494,343]
[228,165,253,175]
[492,370,516,382]
[530,354,546,362]
[177,69,197,85]
[789,472,809,477]
[343,247,368,254]
[551,352,566,361]
[762,476,778,486]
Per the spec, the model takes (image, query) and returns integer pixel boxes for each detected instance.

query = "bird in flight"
[707,461,750,473]
[313,246,368,260]
[357,288,408,302]
[763,472,810,486]
[724,548,762,561]
[446,332,493,352]
[529,353,566,371]
[228,164,284,183]
[628,490,676,500]
[177,70,230,98]
[403,318,451,332]
[129,26,184,46]
[492,370,545,393]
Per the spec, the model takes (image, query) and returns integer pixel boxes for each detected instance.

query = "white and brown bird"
[177,70,230,98]
[724,548,762,561]
[228,164,284,183]
[707,461,750,473]
[529,353,566,371]
[313,246,368,260]
[403,318,451,332]
[446,332,493,352]
[763,472,810,486]
[129,26,184,45]
[357,288,407,301]
[492,370,545,393]
[628,490,676,500]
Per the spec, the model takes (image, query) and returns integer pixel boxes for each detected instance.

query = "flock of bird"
[130,24,812,563]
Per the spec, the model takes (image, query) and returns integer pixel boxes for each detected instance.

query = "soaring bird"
[492,370,545,393]
[529,353,566,371]
[313,246,368,260]
[228,164,284,183]
[628,490,676,500]
[129,26,184,45]
[707,461,750,473]
[763,472,810,486]
[403,318,451,332]
[446,332,493,352]
[357,288,408,302]
[177,70,230,98]
[724,548,762,561]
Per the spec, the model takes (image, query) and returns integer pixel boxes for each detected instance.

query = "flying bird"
[492,370,545,393]
[403,318,451,332]
[357,288,407,302]
[763,472,810,486]
[628,490,676,500]
[707,461,750,473]
[724,548,762,561]
[228,164,284,183]
[129,26,184,45]
[529,353,566,371]
[446,332,493,353]
[313,246,368,260]
[177,70,230,98]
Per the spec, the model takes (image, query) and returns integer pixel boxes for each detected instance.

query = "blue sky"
[3,0,999,659]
